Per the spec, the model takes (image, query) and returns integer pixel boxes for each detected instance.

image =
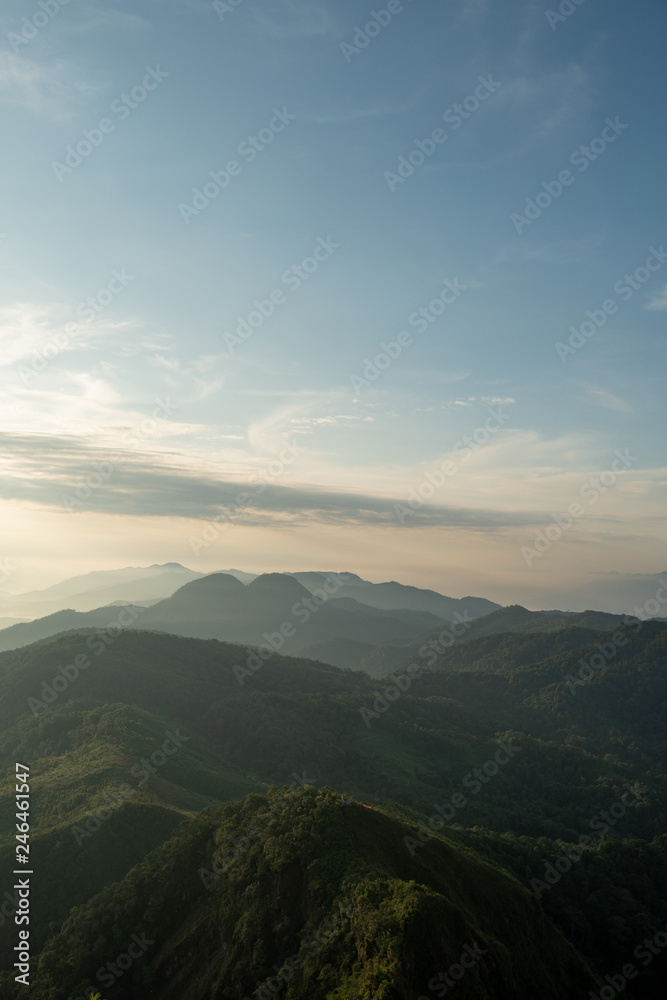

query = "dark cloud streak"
[1,432,545,530]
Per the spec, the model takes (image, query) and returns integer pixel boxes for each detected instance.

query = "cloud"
[646,284,667,311]
[582,387,633,414]
[0,300,144,370]
[0,51,99,119]
[0,430,547,530]
[74,4,152,34]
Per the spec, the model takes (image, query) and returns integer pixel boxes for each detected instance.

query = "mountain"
[294,635,411,674]
[1,618,667,998]
[0,569,502,656]
[318,604,638,676]
[0,571,450,656]
[217,567,259,584]
[103,572,454,653]
[0,562,205,617]
[291,570,500,620]
[0,604,145,653]
[22,788,597,1000]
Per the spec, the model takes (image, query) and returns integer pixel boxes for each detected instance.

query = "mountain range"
[0,568,501,657]
[1,605,666,997]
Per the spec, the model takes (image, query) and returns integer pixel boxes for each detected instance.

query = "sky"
[0,0,665,609]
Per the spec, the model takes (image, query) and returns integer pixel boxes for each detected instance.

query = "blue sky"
[1,0,665,608]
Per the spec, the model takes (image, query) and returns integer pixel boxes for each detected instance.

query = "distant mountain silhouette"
[136,572,452,652]
[0,563,204,617]
[291,570,500,619]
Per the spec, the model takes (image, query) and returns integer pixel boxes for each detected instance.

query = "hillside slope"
[17,788,598,1000]
[333,604,638,676]
[1,625,667,995]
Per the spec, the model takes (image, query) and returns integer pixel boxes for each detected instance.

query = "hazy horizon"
[2,558,666,618]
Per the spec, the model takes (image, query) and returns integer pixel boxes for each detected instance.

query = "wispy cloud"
[0,430,547,529]
[0,301,142,370]
[647,284,667,311]
[0,51,99,119]
[582,386,633,414]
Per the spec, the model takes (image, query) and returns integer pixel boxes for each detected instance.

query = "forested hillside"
[0,621,666,997]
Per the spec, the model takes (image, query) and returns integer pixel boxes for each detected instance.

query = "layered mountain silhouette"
[291,570,499,619]
[282,603,639,675]
[0,570,500,655]
[0,562,204,617]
